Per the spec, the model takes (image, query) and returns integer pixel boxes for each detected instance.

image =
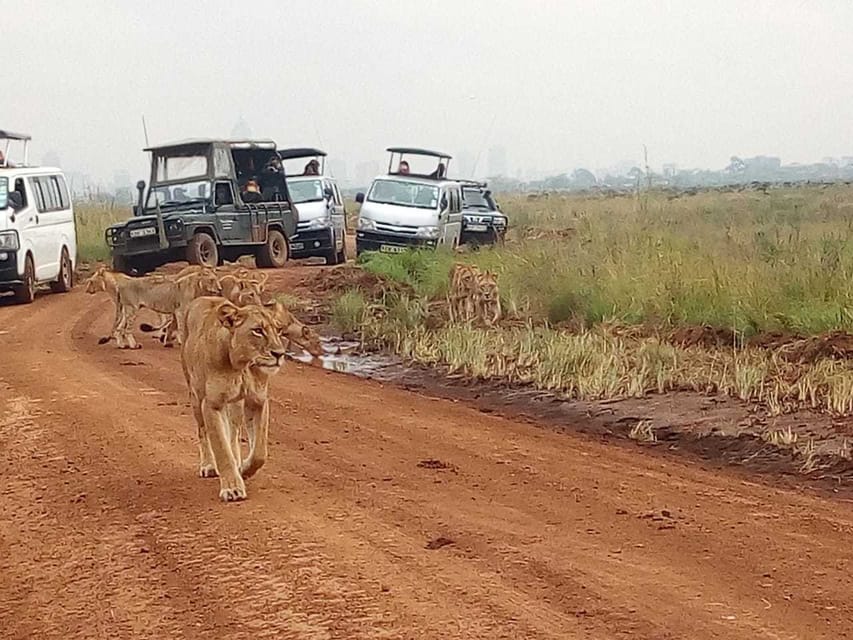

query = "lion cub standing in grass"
[179,296,322,502]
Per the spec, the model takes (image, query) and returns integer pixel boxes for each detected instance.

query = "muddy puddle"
[288,337,405,380]
[286,334,853,494]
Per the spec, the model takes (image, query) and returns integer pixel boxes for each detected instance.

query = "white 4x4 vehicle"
[0,131,76,304]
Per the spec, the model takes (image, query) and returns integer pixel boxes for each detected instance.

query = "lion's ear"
[301,326,311,338]
[217,302,242,329]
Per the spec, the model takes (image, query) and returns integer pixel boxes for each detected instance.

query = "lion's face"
[219,303,287,373]
[190,269,222,297]
[265,301,324,358]
[477,271,499,303]
[85,266,109,294]
[219,274,264,306]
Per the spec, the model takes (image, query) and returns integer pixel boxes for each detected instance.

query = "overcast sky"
[6,0,853,184]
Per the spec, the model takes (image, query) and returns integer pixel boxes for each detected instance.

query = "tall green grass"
[74,202,130,263]
[360,186,853,336]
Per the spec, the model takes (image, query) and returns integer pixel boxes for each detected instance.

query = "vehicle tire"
[50,247,73,293]
[256,229,288,268]
[325,235,346,265]
[187,232,218,268]
[13,254,36,305]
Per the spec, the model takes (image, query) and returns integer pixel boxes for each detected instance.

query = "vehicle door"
[328,180,346,249]
[9,177,38,277]
[26,176,59,280]
[213,180,244,244]
[446,187,463,247]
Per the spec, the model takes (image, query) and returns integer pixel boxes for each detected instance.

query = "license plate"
[129,227,157,238]
[466,224,488,232]
[380,244,406,254]
[289,242,304,250]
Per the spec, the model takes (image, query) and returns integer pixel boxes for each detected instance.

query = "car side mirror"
[7,191,23,210]
[355,192,365,204]
[324,187,334,200]
[440,196,448,211]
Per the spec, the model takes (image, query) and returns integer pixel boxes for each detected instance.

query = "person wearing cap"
[241,178,263,203]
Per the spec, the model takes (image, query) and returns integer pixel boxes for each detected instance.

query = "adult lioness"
[180,297,291,502]
[86,266,221,348]
[142,267,267,344]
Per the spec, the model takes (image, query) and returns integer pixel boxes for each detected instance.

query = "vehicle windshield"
[462,188,493,210]
[367,179,439,209]
[0,177,7,209]
[289,179,324,204]
[146,180,211,208]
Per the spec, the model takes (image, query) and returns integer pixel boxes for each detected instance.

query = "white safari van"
[0,131,76,304]
[355,147,463,256]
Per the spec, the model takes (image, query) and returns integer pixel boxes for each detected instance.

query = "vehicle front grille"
[373,221,418,235]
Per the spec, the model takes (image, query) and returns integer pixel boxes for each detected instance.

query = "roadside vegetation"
[74,202,129,263]
[335,185,853,416]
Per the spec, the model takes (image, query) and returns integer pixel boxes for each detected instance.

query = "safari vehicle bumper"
[0,250,22,288]
[355,231,437,255]
[289,228,334,258]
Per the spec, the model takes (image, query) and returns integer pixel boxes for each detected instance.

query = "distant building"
[487,146,508,177]
[354,160,380,188]
[327,159,348,183]
[41,151,61,168]
[231,116,253,139]
[457,150,475,179]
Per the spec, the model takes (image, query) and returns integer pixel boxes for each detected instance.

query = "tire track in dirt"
[0,285,852,639]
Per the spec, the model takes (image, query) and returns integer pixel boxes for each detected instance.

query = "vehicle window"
[155,154,208,182]
[213,147,231,177]
[53,175,70,209]
[462,188,491,210]
[44,176,62,210]
[13,178,28,208]
[289,180,324,204]
[29,178,47,211]
[332,183,343,206]
[367,179,438,210]
[0,177,7,209]
[214,182,234,206]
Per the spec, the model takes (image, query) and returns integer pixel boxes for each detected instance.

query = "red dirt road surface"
[1,271,852,639]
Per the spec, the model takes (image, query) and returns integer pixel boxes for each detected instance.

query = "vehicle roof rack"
[144,138,277,152]
[0,130,32,141]
[386,146,451,159]
[1,129,32,166]
[457,179,488,188]
[277,147,327,160]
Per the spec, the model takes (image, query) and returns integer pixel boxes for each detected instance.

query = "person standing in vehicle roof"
[304,159,320,175]
[398,160,410,175]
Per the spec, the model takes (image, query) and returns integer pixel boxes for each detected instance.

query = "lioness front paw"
[199,464,218,478]
[219,480,247,502]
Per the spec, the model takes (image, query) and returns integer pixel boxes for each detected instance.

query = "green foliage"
[331,290,368,334]
[360,186,853,336]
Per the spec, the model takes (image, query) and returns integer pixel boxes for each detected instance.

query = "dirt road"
[1,270,852,639]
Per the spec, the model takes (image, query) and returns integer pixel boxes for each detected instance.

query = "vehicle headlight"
[166,219,184,234]
[0,231,20,251]
[307,216,332,230]
[494,216,507,228]
[415,226,440,239]
[357,217,376,231]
